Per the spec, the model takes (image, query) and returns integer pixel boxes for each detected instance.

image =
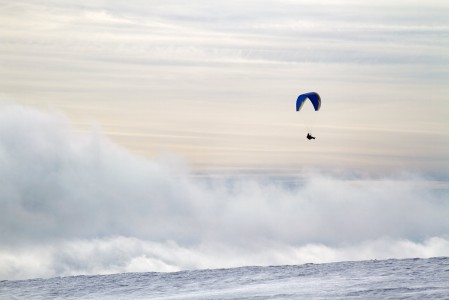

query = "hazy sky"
[1,0,448,174]
[1,0,449,280]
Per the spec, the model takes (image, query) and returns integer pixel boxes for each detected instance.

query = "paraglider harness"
[307,133,315,140]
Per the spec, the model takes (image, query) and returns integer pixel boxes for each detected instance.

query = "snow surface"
[1,257,448,299]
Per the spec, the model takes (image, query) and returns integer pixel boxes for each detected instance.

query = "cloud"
[2,0,448,66]
[0,105,448,280]
[1,236,449,281]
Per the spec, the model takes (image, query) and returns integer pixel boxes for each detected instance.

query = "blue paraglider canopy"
[296,92,321,111]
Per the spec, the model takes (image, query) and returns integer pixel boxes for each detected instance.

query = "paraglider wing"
[296,92,321,111]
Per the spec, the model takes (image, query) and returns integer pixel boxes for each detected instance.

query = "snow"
[1,257,448,299]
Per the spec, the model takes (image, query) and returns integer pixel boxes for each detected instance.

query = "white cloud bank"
[0,106,448,280]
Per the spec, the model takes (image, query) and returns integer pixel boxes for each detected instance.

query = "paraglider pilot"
[307,133,315,140]
[296,92,320,141]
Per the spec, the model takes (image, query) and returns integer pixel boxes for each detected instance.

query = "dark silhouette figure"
[307,133,316,140]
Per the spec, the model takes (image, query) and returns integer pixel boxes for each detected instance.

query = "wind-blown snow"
[1,257,448,299]
[0,106,448,280]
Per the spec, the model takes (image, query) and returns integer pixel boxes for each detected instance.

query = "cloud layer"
[1,106,448,280]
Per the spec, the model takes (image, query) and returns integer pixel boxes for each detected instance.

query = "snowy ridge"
[1,257,448,299]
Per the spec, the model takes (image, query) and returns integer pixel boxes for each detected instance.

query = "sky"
[0,0,449,280]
